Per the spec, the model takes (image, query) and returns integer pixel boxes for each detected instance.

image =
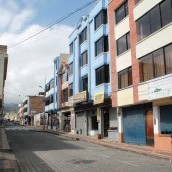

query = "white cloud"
[0,0,34,33]
[0,24,73,104]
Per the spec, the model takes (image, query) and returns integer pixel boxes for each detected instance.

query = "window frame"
[95,35,109,57]
[80,51,88,67]
[95,64,109,86]
[115,0,128,24]
[94,9,108,30]
[69,83,73,97]
[139,43,172,82]
[118,67,132,89]
[79,27,87,45]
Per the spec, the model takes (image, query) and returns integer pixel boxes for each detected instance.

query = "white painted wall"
[109,107,118,127]
[116,50,132,72]
[136,24,172,59]
[115,16,130,40]
[153,105,160,134]
[134,0,163,21]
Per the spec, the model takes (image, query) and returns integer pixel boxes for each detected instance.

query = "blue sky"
[0,0,95,104]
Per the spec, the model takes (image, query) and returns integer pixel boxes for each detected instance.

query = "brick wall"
[29,96,45,113]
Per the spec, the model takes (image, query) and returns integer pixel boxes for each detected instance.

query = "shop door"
[146,110,154,145]
[103,109,109,137]
[123,107,146,145]
[76,112,86,135]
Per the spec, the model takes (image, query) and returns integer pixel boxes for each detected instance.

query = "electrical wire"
[8,0,95,49]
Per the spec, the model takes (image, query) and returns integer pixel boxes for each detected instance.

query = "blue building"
[68,0,118,138]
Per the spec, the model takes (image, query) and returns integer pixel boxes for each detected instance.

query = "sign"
[148,75,172,100]
[94,91,104,105]
[73,91,87,104]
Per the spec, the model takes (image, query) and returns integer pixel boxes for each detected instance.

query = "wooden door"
[146,110,154,140]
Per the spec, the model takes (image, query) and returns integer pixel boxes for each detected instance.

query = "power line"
[8,0,95,49]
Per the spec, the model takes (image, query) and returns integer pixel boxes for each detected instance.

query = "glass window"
[150,6,161,33]
[95,65,109,86]
[160,0,172,27]
[82,76,88,91]
[139,54,154,82]
[69,63,73,75]
[117,32,130,56]
[137,0,172,41]
[95,36,109,56]
[153,48,165,78]
[79,27,87,45]
[69,83,73,97]
[69,42,73,54]
[115,1,128,24]
[62,88,68,103]
[118,67,132,89]
[137,13,150,41]
[139,43,172,82]
[80,51,88,67]
[95,9,107,30]
[164,44,172,74]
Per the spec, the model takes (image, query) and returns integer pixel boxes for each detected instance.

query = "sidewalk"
[0,126,19,172]
[29,126,172,161]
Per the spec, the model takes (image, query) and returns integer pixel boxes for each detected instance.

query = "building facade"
[23,95,44,125]
[0,45,8,115]
[109,0,172,151]
[68,0,118,138]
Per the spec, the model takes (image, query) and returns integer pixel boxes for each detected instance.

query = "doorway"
[146,110,154,145]
[103,109,109,137]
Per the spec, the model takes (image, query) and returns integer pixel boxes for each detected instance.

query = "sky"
[0,0,95,104]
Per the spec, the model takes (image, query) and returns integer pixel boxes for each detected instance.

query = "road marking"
[99,154,110,158]
[119,160,138,167]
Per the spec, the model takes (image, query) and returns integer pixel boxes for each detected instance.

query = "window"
[80,51,88,67]
[62,70,68,83]
[79,27,87,45]
[160,0,172,27]
[82,76,88,91]
[137,0,172,41]
[95,36,109,56]
[118,67,132,89]
[95,65,109,86]
[95,9,107,30]
[49,95,54,104]
[139,43,172,82]
[139,54,154,82]
[115,0,128,24]
[69,63,73,75]
[69,42,73,54]
[69,83,73,97]
[62,88,68,103]
[164,44,172,74]
[50,80,54,89]
[117,32,130,56]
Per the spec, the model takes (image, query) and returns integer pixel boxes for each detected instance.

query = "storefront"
[122,103,153,145]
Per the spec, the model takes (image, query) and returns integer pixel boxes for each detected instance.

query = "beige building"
[0,45,8,115]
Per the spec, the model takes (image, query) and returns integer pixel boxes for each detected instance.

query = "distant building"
[23,95,44,125]
[0,45,8,115]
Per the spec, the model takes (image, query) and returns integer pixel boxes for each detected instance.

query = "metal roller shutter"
[123,106,146,145]
[76,112,86,135]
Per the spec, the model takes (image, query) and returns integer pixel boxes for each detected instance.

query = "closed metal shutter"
[76,112,86,135]
[123,106,146,145]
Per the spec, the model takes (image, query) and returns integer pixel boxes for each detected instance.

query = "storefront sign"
[73,91,87,104]
[94,91,104,105]
[148,75,172,100]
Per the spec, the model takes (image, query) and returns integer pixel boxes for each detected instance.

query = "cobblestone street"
[4,125,172,172]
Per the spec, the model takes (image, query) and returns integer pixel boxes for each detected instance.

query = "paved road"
[5,125,172,172]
